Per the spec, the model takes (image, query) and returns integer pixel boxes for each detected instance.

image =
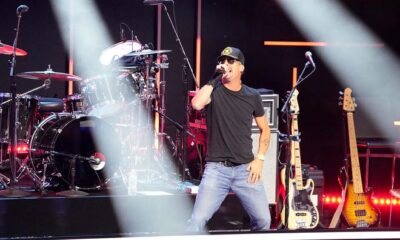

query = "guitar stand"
[279,57,316,229]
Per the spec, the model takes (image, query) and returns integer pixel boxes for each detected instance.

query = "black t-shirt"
[205,84,265,164]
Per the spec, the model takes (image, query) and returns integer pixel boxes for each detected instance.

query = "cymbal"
[16,70,82,81]
[124,49,171,57]
[0,41,27,56]
[99,40,142,66]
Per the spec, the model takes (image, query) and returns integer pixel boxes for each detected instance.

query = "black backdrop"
[1,0,400,191]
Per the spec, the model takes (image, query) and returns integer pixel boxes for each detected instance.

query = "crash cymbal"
[99,40,142,66]
[0,41,27,56]
[124,49,171,57]
[16,69,82,81]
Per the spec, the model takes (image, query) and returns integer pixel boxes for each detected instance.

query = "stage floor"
[1,186,400,240]
[0,169,400,239]
[79,230,400,240]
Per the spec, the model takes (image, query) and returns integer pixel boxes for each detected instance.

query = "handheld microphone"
[216,65,226,74]
[143,0,173,6]
[305,51,316,68]
[16,5,29,14]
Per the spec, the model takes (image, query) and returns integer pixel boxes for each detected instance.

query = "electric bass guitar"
[340,88,379,227]
[280,89,319,229]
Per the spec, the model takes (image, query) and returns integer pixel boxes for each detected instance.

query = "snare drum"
[0,93,38,142]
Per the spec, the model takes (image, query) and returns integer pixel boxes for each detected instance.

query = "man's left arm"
[247,113,271,183]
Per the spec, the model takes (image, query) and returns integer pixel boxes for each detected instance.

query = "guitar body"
[280,168,319,229]
[342,182,379,227]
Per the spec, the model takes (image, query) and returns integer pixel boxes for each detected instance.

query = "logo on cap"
[222,47,233,56]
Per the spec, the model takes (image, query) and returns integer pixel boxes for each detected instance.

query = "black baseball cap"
[217,46,245,65]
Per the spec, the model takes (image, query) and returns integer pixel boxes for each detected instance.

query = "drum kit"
[0,39,172,195]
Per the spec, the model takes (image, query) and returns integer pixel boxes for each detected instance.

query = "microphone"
[305,51,316,68]
[216,65,226,74]
[143,0,173,6]
[120,27,126,42]
[16,5,29,14]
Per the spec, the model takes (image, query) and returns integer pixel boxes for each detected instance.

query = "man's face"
[218,56,244,82]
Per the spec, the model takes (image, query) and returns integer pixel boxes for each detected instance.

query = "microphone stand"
[160,2,198,181]
[280,61,315,229]
[0,8,29,197]
[161,3,198,88]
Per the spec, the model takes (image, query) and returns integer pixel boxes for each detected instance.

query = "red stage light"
[7,142,29,156]
[323,194,400,207]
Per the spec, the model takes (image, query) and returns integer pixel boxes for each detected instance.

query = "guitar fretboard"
[347,112,364,194]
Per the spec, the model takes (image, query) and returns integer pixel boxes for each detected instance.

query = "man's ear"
[240,65,245,73]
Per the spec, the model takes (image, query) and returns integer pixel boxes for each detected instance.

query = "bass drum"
[29,113,120,190]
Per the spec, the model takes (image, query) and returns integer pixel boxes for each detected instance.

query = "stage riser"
[0,194,275,238]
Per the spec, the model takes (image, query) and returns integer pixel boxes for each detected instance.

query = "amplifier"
[252,94,279,132]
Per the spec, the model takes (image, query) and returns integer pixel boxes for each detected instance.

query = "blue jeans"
[188,161,271,232]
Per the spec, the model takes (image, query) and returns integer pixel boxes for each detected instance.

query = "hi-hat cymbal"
[0,41,27,56]
[124,49,171,57]
[16,69,82,81]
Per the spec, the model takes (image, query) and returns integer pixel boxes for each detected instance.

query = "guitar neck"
[291,115,303,190]
[347,112,364,194]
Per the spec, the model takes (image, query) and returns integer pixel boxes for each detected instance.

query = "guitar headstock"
[290,89,300,115]
[340,88,356,112]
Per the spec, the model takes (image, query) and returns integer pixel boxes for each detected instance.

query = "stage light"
[49,0,194,234]
[7,142,29,156]
[277,0,400,139]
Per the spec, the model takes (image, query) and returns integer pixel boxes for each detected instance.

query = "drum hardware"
[46,150,106,196]
[153,107,196,180]
[15,155,44,191]
[51,152,88,197]
[123,49,171,57]
[0,5,30,198]
[0,80,52,191]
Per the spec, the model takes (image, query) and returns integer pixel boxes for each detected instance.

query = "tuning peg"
[339,91,344,96]
[338,102,343,106]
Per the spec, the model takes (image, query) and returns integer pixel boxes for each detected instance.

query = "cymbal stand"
[0,5,29,197]
[15,156,43,191]
[0,80,51,191]
[142,54,157,184]
[153,108,196,180]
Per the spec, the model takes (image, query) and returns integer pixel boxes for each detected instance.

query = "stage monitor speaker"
[252,130,278,204]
